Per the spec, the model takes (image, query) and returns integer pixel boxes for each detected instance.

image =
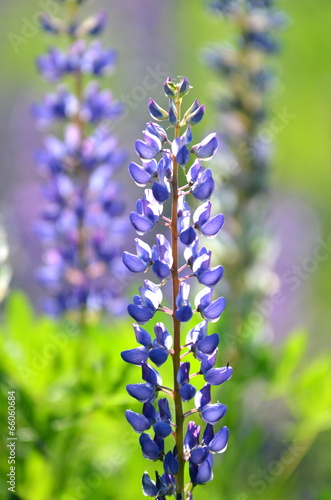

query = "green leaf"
[270,329,308,394]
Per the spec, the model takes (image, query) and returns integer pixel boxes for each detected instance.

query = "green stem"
[74,69,88,332]
[67,2,88,331]
[67,0,79,22]
[171,95,185,498]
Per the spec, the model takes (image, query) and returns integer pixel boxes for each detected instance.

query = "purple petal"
[179,77,190,96]
[122,251,148,273]
[196,454,213,484]
[194,201,211,228]
[187,104,205,125]
[202,297,226,322]
[191,172,215,201]
[172,137,190,165]
[177,362,190,385]
[133,324,152,348]
[126,383,155,403]
[186,320,208,345]
[152,182,169,202]
[135,140,157,160]
[190,446,209,465]
[154,323,172,349]
[158,398,171,421]
[128,304,154,324]
[208,426,229,453]
[202,424,214,446]
[129,162,153,186]
[149,347,168,366]
[200,214,225,238]
[197,333,220,354]
[180,226,196,246]
[164,451,179,475]
[200,350,218,373]
[125,410,151,432]
[129,212,155,235]
[204,366,233,386]
[200,403,227,425]
[191,133,218,161]
[139,433,162,460]
[197,266,224,287]
[121,346,149,365]
[184,421,201,451]
[142,473,158,497]
[175,305,193,322]
[148,98,168,121]
[195,287,213,311]
[142,362,162,386]
[143,402,158,423]
[179,383,196,402]
[152,261,171,280]
[194,384,211,409]
[153,421,172,438]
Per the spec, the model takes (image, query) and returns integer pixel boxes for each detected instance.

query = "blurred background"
[0,0,331,499]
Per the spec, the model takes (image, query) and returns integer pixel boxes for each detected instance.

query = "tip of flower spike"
[163,76,192,99]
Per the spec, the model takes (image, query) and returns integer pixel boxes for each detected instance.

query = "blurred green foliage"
[1,292,331,499]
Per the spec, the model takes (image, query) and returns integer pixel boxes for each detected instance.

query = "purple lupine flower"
[34,1,128,317]
[177,362,196,402]
[121,322,172,367]
[128,279,163,324]
[186,321,220,360]
[121,78,232,498]
[152,234,173,279]
[205,0,285,329]
[129,190,163,235]
[178,197,196,246]
[122,238,152,273]
[185,421,229,485]
[37,40,117,82]
[195,287,226,322]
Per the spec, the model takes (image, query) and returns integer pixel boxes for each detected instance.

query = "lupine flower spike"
[122,78,232,499]
[34,0,128,318]
[205,0,285,324]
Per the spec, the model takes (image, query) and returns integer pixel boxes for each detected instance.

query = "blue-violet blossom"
[204,0,285,323]
[121,77,232,499]
[34,0,128,317]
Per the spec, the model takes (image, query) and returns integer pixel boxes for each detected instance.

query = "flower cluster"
[205,0,284,321]
[121,78,232,499]
[34,0,128,317]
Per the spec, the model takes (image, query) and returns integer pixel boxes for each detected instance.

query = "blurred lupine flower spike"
[204,0,285,324]
[121,78,232,499]
[34,0,129,318]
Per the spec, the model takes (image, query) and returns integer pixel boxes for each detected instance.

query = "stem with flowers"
[34,0,128,320]
[121,77,233,499]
